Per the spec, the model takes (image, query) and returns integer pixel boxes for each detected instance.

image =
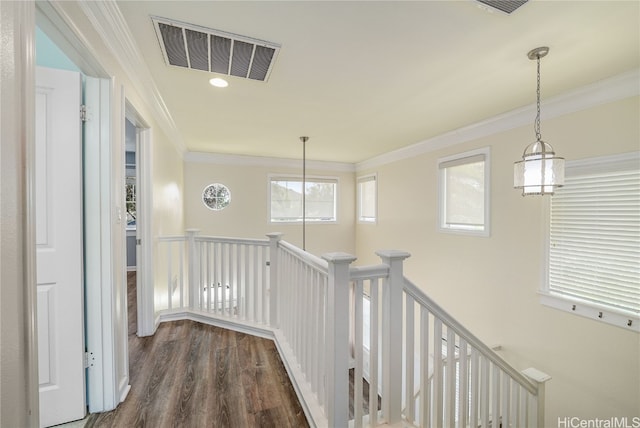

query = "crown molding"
[184,152,355,173]
[77,1,185,154]
[356,69,640,171]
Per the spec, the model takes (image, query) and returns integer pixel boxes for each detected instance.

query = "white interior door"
[36,66,86,427]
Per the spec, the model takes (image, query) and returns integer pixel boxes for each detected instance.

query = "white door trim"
[123,101,157,337]
[123,101,155,337]
[1,1,39,426]
[83,76,118,413]
[137,127,156,337]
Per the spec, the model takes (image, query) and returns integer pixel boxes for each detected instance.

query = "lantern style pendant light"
[514,46,565,196]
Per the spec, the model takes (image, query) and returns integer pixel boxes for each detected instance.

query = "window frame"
[437,147,491,237]
[202,182,231,211]
[357,173,377,224]
[125,177,136,230]
[268,174,339,224]
[540,151,640,332]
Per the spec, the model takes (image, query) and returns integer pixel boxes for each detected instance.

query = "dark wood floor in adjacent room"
[85,273,308,428]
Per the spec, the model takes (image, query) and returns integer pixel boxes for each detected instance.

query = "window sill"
[539,292,639,333]
[270,220,337,225]
[438,225,489,237]
[358,219,377,225]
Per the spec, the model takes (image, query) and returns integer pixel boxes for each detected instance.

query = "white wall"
[356,96,640,424]
[184,155,355,257]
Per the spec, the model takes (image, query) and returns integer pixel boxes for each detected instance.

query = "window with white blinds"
[269,176,337,223]
[357,174,377,223]
[546,152,640,325]
[438,147,490,236]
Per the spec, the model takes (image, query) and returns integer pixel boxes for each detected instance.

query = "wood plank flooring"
[85,273,308,428]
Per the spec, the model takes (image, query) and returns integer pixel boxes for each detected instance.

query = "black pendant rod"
[300,136,309,251]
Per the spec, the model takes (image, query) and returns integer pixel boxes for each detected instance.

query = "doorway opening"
[124,102,154,338]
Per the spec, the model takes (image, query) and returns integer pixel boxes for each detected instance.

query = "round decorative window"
[202,183,231,211]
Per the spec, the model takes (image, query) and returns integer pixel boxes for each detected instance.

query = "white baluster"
[369,279,379,427]
[262,246,268,323]
[420,307,430,428]
[266,233,283,327]
[222,243,228,315]
[178,241,184,308]
[253,245,259,322]
[433,318,443,426]
[310,270,319,395]
[167,241,172,310]
[470,348,479,427]
[502,370,510,427]
[318,273,327,408]
[185,229,200,310]
[246,245,254,321]
[512,380,521,427]
[458,338,469,428]
[214,242,220,313]
[405,293,415,424]
[481,356,489,428]
[492,363,500,428]
[208,242,213,312]
[354,279,364,428]
[234,244,240,318]
[446,328,456,427]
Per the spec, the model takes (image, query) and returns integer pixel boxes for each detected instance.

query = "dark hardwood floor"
[85,272,308,428]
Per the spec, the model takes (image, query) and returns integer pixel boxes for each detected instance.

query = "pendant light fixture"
[300,136,309,251]
[514,46,565,196]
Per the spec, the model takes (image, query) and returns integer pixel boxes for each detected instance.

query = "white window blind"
[438,147,490,236]
[270,177,337,222]
[358,175,376,223]
[548,153,640,317]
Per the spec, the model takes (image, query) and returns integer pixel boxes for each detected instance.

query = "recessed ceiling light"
[209,77,228,88]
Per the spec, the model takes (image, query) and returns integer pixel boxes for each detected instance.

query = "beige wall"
[184,158,355,257]
[356,96,640,424]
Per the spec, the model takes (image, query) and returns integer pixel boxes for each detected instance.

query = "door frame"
[36,0,128,415]
[124,101,155,337]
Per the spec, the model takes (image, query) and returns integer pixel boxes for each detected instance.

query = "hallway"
[85,274,308,428]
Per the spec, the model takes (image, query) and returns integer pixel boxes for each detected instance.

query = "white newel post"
[377,250,411,425]
[522,367,551,428]
[323,252,357,428]
[186,229,200,310]
[266,232,283,328]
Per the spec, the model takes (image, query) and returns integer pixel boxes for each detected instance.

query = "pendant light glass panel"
[514,140,565,195]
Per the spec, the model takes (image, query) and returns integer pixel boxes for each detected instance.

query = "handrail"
[349,264,389,281]
[157,235,187,242]
[278,240,328,274]
[194,235,269,246]
[403,276,538,395]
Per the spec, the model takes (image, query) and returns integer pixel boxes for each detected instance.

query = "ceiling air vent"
[151,16,280,82]
[476,0,529,14]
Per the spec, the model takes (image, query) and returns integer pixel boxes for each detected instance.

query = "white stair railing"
[156,233,550,428]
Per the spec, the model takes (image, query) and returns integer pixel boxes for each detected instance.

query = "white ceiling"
[117,0,639,163]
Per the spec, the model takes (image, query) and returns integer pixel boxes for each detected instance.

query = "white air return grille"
[476,0,528,14]
[152,16,280,82]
